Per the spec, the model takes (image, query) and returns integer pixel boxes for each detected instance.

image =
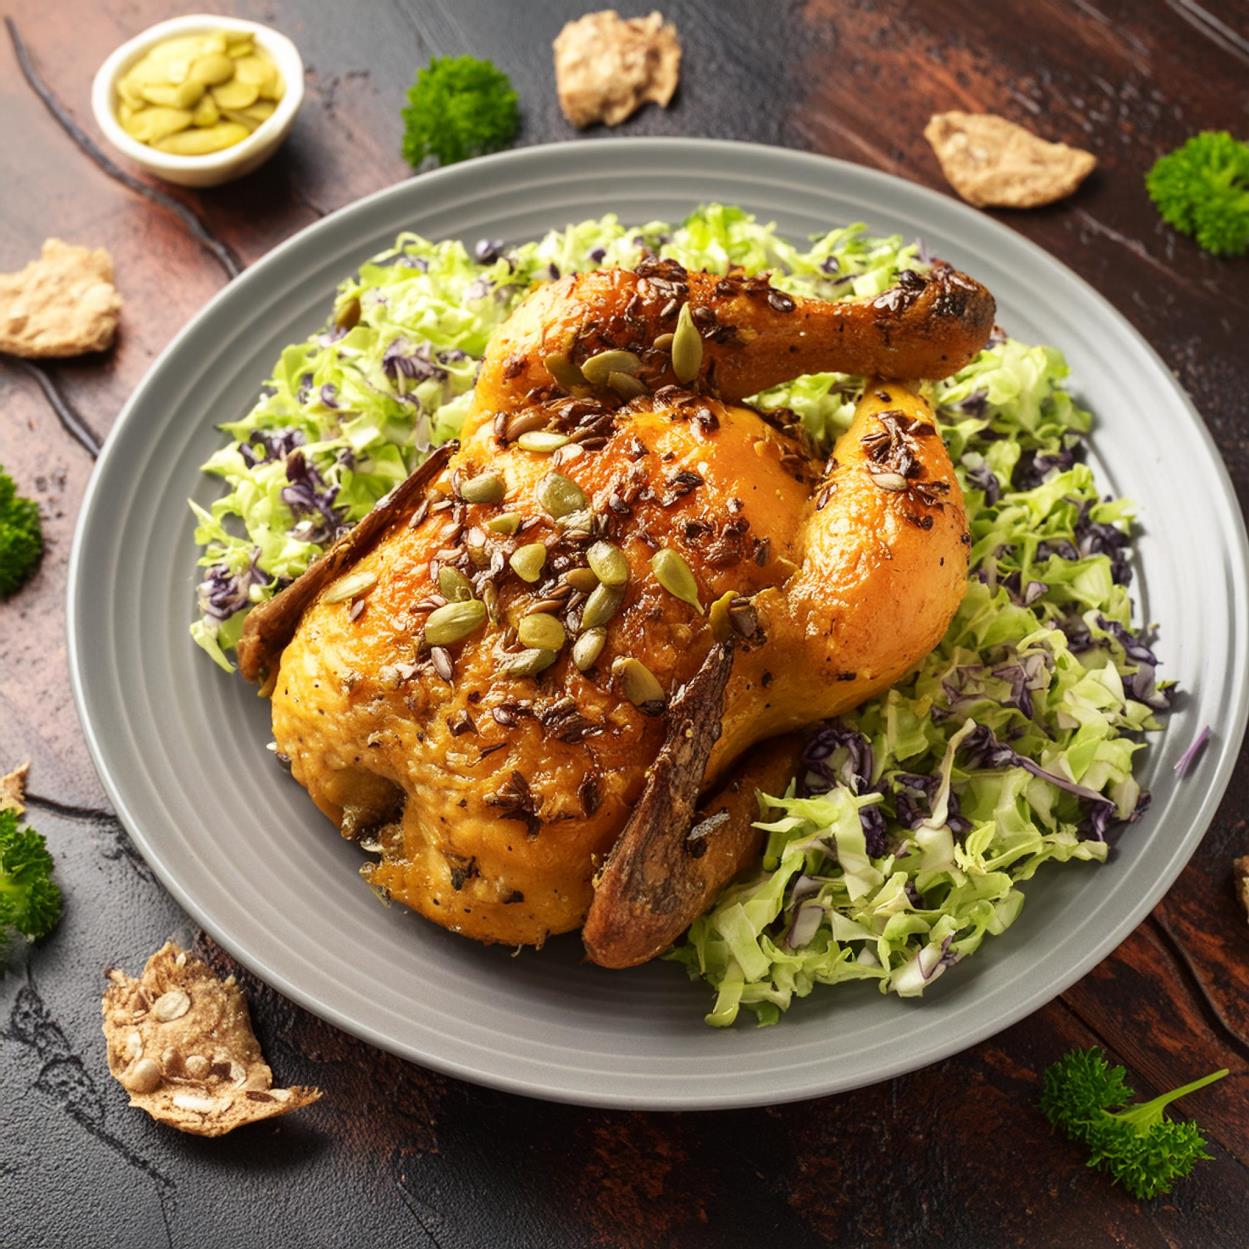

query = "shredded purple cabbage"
[1096,616,1171,709]
[1013,447,1079,490]
[196,554,266,622]
[954,390,989,419]
[1076,501,1133,585]
[1174,724,1212,777]
[990,651,1052,719]
[959,723,1116,840]
[965,462,1001,504]
[280,451,347,545]
[473,238,503,263]
[800,725,887,854]
[239,427,305,467]
[893,772,970,835]
[1036,537,1079,562]
[382,337,448,384]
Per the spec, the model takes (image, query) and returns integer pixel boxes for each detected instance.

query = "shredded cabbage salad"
[191,205,1168,1026]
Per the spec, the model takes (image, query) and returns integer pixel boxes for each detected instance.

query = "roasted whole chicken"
[239,257,994,966]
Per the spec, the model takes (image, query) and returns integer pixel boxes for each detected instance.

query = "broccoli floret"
[0,465,43,598]
[401,55,519,168]
[1041,1047,1228,1199]
[1145,131,1249,257]
[0,808,63,956]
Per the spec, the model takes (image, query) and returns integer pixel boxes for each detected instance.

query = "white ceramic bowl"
[91,13,303,188]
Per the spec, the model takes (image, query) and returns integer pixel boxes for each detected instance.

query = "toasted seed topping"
[708,589,737,642]
[767,288,797,313]
[481,581,501,623]
[572,627,607,671]
[537,472,588,518]
[671,303,703,384]
[587,540,629,587]
[556,508,593,540]
[430,645,455,681]
[518,613,566,651]
[424,599,487,646]
[581,349,642,385]
[613,656,666,710]
[437,566,474,602]
[525,596,566,616]
[608,370,648,400]
[458,471,506,504]
[509,542,548,583]
[651,547,704,614]
[486,512,521,535]
[562,566,600,593]
[653,332,675,351]
[517,430,571,453]
[501,647,559,677]
[545,350,585,392]
[869,469,910,492]
[581,583,625,630]
[504,408,552,442]
[322,570,377,605]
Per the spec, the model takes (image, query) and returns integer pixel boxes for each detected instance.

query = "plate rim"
[67,137,1249,1109]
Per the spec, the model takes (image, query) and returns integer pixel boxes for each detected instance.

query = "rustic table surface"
[3,1,1248,1246]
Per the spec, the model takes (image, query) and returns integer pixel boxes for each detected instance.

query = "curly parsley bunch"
[0,466,42,598]
[402,55,519,168]
[1146,131,1249,257]
[1041,1047,1229,1199]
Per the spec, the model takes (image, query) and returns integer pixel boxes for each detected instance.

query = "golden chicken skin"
[239,257,994,962]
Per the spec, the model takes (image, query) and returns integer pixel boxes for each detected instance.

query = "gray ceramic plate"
[69,139,1249,1109]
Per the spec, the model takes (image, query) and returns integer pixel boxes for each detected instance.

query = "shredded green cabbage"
[191,206,1165,1031]
[670,334,1168,1025]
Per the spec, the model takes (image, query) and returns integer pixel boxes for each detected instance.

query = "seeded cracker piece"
[0,238,122,358]
[553,9,681,128]
[0,761,29,815]
[102,941,320,1137]
[924,112,1096,209]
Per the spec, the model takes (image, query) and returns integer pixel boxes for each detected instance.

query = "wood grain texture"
[2,1,1248,1246]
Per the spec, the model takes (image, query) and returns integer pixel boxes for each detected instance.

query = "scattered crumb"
[553,9,681,128]
[0,238,122,358]
[0,761,29,815]
[923,112,1096,209]
[102,941,320,1137]
[1235,857,1249,925]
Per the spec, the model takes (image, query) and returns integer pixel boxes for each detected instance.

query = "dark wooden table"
[3,2,1248,1245]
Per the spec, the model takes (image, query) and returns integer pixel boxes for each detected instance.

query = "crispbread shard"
[102,941,320,1136]
[554,9,681,128]
[0,238,122,358]
[924,111,1096,209]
